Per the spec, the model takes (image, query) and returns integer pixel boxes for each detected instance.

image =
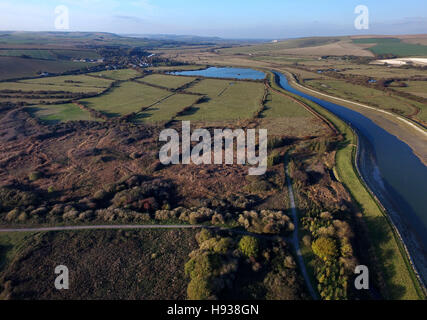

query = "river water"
[174,67,427,286]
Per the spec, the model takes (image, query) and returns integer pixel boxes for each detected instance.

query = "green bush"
[238,236,259,258]
[267,150,282,168]
[187,278,213,300]
[29,171,42,181]
[312,237,337,261]
[188,254,213,279]
[214,237,233,254]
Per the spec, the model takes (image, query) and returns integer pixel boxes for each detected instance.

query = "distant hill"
[0,31,196,49]
[123,33,270,45]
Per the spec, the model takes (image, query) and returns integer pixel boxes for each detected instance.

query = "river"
[274,71,427,287]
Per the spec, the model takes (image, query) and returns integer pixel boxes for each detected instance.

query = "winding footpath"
[285,157,319,300]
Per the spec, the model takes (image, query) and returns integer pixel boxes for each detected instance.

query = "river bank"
[279,71,427,167]
[272,70,426,299]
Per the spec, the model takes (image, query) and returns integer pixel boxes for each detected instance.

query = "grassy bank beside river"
[266,70,425,300]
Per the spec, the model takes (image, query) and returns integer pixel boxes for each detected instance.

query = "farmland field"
[221,37,341,55]
[0,49,56,60]
[0,56,98,80]
[177,79,265,121]
[185,78,236,96]
[88,69,142,81]
[20,74,113,88]
[140,74,197,89]
[26,103,97,123]
[50,49,102,60]
[393,81,427,99]
[305,79,427,122]
[80,81,169,117]
[259,90,325,136]
[0,49,101,61]
[0,75,113,104]
[262,91,312,118]
[137,93,200,123]
[352,38,427,56]
[0,81,107,94]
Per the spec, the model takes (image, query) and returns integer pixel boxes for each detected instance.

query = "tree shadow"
[367,215,408,299]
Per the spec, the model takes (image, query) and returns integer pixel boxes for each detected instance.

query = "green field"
[88,69,142,81]
[50,49,101,60]
[137,93,199,123]
[0,75,113,105]
[80,81,169,117]
[0,49,101,61]
[0,81,107,94]
[305,79,427,122]
[0,49,56,60]
[20,74,113,88]
[221,37,340,55]
[353,38,427,56]
[177,79,265,121]
[262,91,311,118]
[140,74,197,89]
[185,78,235,96]
[0,56,98,80]
[393,81,427,99]
[26,103,96,123]
[258,90,323,136]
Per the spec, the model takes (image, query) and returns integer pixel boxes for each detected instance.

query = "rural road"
[285,157,319,300]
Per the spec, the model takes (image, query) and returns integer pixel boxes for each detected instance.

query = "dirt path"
[284,156,319,300]
[267,82,338,135]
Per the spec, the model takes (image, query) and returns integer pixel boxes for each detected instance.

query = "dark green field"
[353,38,427,56]
[0,56,97,80]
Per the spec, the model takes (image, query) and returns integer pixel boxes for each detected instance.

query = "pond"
[170,66,266,80]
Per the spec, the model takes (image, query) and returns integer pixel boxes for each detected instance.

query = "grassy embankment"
[266,70,425,300]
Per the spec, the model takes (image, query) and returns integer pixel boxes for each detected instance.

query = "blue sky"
[0,0,426,38]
